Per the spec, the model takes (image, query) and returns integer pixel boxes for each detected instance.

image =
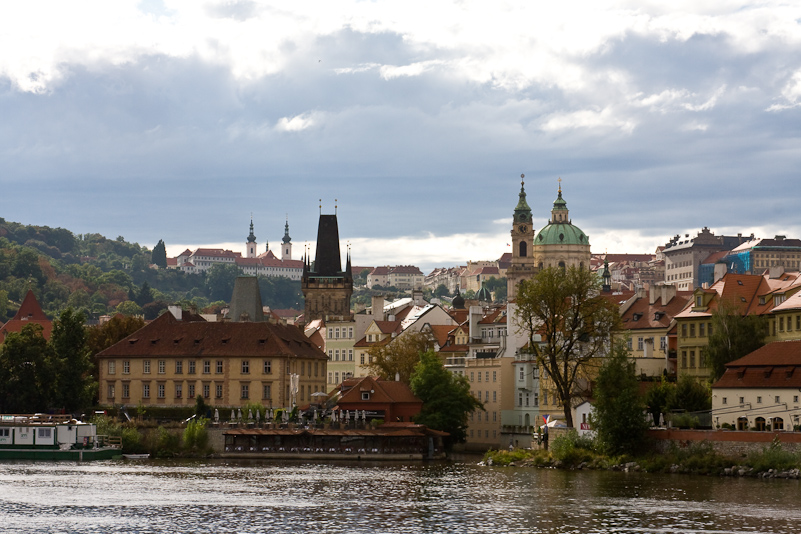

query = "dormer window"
[361,392,370,401]
[632,313,641,321]
[695,295,702,307]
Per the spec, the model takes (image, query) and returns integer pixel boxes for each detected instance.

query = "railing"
[97,435,122,448]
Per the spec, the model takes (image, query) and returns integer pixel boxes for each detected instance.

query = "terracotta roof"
[714,341,801,389]
[701,250,730,265]
[96,312,326,360]
[619,292,693,331]
[192,248,241,258]
[426,324,453,347]
[338,376,421,405]
[370,266,391,275]
[0,290,53,341]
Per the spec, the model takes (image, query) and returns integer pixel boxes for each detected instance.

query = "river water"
[0,459,799,533]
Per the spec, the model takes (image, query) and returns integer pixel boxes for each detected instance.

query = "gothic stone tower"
[302,213,353,322]
[506,175,537,301]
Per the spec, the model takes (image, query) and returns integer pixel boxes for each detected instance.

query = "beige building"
[97,309,328,409]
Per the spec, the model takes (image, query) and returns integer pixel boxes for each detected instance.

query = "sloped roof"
[338,376,422,405]
[620,292,693,331]
[426,324,453,347]
[0,290,53,341]
[713,340,801,389]
[97,311,326,360]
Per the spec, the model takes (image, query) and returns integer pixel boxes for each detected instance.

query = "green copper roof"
[536,222,589,246]
[282,220,291,244]
[552,190,567,210]
[247,219,257,243]
[513,175,532,223]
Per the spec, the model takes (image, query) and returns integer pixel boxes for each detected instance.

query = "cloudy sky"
[2,1,801,273]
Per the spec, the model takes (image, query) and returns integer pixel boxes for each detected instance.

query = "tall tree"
[86,315,146,356]
[704,299,768,381]
[0,324,56,412]
[590,342,649,455]
[151,239,167,269]
[205,263,243,302]
[366,330,436,385]
[50,308,96,413]
[410,350,483,445]
[515,266,620,428]
[135,281,154,306]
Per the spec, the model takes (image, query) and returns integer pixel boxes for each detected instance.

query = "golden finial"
[521,173,525,187]
[558,177,562,194]
[319,199,322,215]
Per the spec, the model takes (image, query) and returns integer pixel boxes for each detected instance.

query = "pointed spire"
[282,216,292,244]
[247,216,257,243]
[514,173,532,224]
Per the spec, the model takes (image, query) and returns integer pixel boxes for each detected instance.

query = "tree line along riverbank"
[483,430,801,479]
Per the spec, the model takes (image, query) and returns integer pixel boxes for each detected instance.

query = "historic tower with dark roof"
[281,218,293,261]
[246,217,258,258]
[301,212,353,322]
[506,174,537,301]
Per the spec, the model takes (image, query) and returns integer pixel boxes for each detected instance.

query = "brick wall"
[648,429,801,455]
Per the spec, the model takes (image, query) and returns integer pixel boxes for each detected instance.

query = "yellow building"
[97,309,328,409]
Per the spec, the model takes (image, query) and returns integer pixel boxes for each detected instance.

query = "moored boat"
[0,414,121,460]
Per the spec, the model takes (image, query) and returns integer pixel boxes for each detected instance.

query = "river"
[0,459,798,533]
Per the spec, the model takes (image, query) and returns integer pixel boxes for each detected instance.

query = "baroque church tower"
[506,175,537,301]
[301,209,353,322]
[246,217,257,258]
[281,218,293,261]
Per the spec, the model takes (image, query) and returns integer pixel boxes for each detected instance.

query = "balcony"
[445,357,465,368]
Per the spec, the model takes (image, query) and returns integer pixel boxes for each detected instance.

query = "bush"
[551,430,596,466]
[670,413,700,429]
[746,438,801,472]
[183,418,210,454]
[154,426,181,458]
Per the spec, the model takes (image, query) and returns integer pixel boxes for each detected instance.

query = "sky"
[2,1,801,274]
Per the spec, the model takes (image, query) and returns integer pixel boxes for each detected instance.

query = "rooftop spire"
[247,216,257,243]
[282,216,292,244]
[514,173,532,224]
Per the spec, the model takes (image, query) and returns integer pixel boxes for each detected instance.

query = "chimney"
[649,287,658,305]
[713,263,727,284]
[168,305,183,320]
[413,288,424,306]
[372,295,385,321]
[660,284,676,305]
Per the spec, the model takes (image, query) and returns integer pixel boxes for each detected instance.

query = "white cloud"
[275,112,318,132]
[540,107,636,133]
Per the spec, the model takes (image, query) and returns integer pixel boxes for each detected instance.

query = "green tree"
[115,300,143,316]
[410,350,483,445]
[86,315,146,356]
[206,263,242,301]
[590,342,649,455]
[151,239,167,269]
[0,324,56,412]
[644,377,674,424]
[704,300,768,381]
[484,276,508,302]
[50,308,96,413]
[515,266,621,428]
[135,281,154,306]
[433,284,450,299]
[366,330,436,385]
[667,375,711,413]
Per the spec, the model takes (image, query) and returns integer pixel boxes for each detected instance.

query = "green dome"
[536,223,589,246]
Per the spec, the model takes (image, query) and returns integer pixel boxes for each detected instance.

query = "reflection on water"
[0,459,799,533]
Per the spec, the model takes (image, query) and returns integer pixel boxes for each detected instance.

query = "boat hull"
[0,448,120,461]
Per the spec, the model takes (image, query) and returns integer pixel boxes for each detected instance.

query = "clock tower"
[506,175,537,301]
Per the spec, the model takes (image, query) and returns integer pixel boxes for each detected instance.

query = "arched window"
[558,261,566,271]
[755,417,766,431]
[773,417,784,430]
[519,241,527,257]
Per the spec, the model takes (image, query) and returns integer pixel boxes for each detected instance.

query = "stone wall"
[648,429,801,456]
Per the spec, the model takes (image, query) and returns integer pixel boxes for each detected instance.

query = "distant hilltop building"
[169,218,303,280]
[366,265,424,290]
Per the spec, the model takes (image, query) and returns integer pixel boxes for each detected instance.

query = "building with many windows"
[96,307,328,409]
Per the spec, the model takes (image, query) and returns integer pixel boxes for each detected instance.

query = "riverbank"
[483,432,801,479]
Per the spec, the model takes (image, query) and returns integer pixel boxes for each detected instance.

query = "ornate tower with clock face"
[507,175,537,301]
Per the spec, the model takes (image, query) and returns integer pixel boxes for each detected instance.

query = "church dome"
[452,288,465,309]
[535,187,589,247]
[476,284,492,303]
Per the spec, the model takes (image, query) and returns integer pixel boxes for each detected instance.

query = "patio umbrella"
[659,413,665,427]
[214,409,219,423]
[230,410,236,421]
[313,410,318,422]
[248,409,254,421]
[255,410,260,423]
[237,409,243,421]
[346,411,351,423]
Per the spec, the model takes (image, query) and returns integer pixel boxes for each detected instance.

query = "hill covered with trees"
[0,218,303,321]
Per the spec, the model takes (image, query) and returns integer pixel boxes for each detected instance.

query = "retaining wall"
[648,429,801,456]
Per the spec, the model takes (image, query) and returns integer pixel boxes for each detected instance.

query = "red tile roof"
[96,312,326,360]
[0,290,53,341]
[714,340,801,389]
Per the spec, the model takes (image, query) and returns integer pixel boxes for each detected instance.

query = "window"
[263,384,271,400]
[493,391,497,402]
[626,338,632,350]
[689,324,696,337]
[158,383,165,398]
[485,372,490,382]
[242,360,250,374]
[38,428,52,439]
[681,324,687,338]
[175,384,182,398]
[263,360,272,374]
[189,360,196,374]
[348,350,353,361]
[696,295,702,307]
[757,396,762,404]
[203,360,211,374]
[722,397,727,405]
[241,384,249,399]
[158,360,165,374]
[328,372,333,384]
[478,372,481,382]
[493,412,497,422]
[660,337,667,351]
[361,392,370,400]
[739,396,744,404]
[470,372,474,382]
[534,392,539,406]
[360,355,365,365]
[493,371,497,382]
[123,361,130,374]
[216,384,223,398]
[174,361,182,374]
[107,384,115,399]
[216,361,223,374]
[108,361,116,375]
[334,372,340,384]
[637,337,643,350]
[518,393,523,407]
[335,349,340,361]
[699,323,705,337]
[681,351,687,368]
[775,396,780,404]
[328,350,333,361]
[122,383,130,398]
[349,327,353,338]
[143,384,151,398]
[543,392,548,405]
[188,384,195,398]
[689,350,696,368]
[0,428,9,437]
